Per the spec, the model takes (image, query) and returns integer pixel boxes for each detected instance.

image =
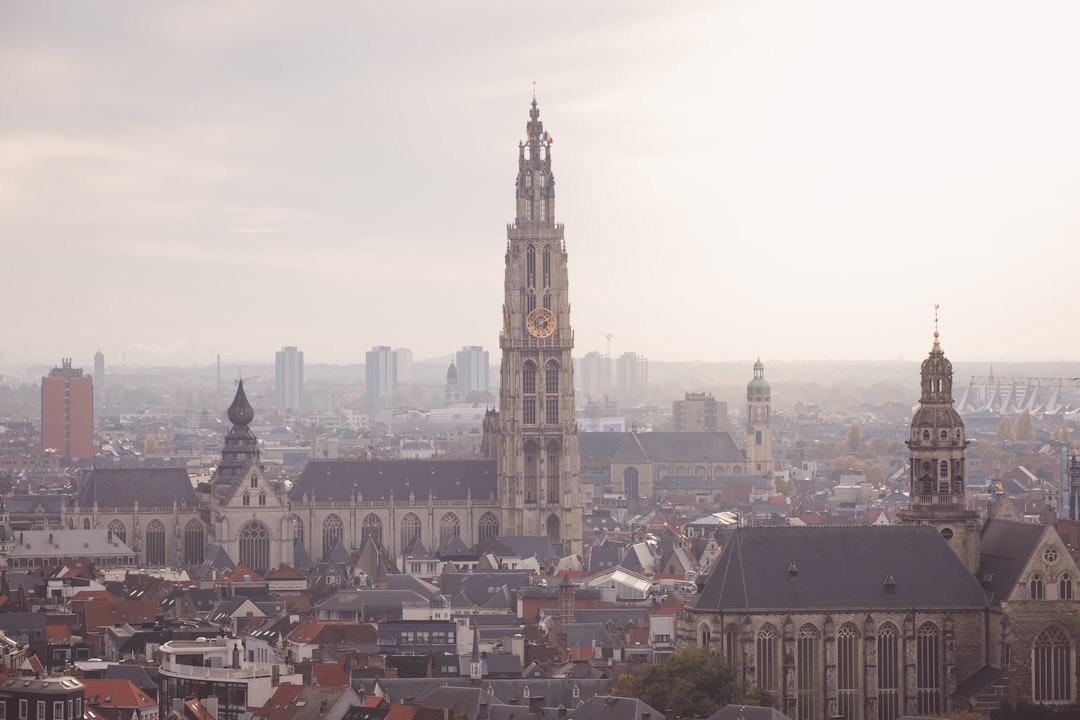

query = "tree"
[610,647,762,718]
[996,417,1016,442]
[832,456,886,487]
[1052,422,1071,443]
[1015,410,1035,441]
[844,421,862,453]
[991,700,1057,720]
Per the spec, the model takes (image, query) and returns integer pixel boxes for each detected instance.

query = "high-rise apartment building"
[578,351,611,402]
[365,346,394,409]
[274,346,304,412]
[673,392,729,432]
[393,348,413,387]
[93,350,105,408]
[615,352,648,400]
[41,358,94,459]
[455,345,490,397]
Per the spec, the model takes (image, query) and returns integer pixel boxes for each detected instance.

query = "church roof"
[289,460,497,502]
[977,518,1047,604]
[78,466,197,509]
[692,525,989,613]
[580,432,742,465]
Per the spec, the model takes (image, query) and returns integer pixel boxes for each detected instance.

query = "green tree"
[991,700,1056,720]
[844,421,863,453]
[612,647,751,718]
[1015,410,1035,441]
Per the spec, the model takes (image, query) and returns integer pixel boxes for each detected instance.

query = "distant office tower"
[365,346,395,409]
[393,348,413,386]
[455,345,490,397]
[579,351,611,401]
[275,345,304,412]
[41,358,94,459]
[93,350,105,407]
[673,392,729,432]
[615,352,648,400]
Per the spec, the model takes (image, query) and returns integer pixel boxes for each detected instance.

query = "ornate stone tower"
[745,359,772,475]
[898,315,981,572]
[490,98,583,555]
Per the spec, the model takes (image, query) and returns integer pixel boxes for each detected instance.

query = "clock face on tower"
[526,307,557,338]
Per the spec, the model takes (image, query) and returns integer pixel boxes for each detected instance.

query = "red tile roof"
[225,564,264,583]
[311,663,349,688]
[385,706,417,720]
[82,679,156,709]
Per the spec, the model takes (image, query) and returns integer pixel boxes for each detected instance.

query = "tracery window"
[1034,625,1073,703]
[362,513,382,544]
[145,519,166,566]
[184,519,205,565]
[107,520,126,544]
[477,512,499,542]
[322,514,344,559]
[1032,573,1046,600]
[546,446,560,503]
[400,512,421,551]
[1061,573,1073,600]
[238,521,270,571]
[837,624,860,720]
[439,512,461,544]
[878,623,900,720]
[916,623,941,715]
[756,625,779,693]
[796,624,821,720]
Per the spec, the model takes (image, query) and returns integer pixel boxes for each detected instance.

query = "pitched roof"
[78,466,198,509]
[82,678,156,709]
[693,525,989,612]
[977,519,1048,603]
[290,460,497,503]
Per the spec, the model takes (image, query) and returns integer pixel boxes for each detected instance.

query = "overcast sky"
[4,1,1080,372]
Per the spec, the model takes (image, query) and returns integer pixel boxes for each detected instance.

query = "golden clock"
[526,307,557,338]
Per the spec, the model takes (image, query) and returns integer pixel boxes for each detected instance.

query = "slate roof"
[587,543,620,573]
[475,536,559,563]
[693,525,989,612]
[290,460,497,502]
[375,678,614,709]
[578,433,635,467]
[582,432,744,464]
[416,686,508,719]
[706,706,793,720]
[568,695,665,720]
[977,518,1047,604]
[78,466,198,509]
[199,545,236,580]
[440,571,532,606]
[103,664,159,696]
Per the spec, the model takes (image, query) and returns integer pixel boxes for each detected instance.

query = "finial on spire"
[933,303,940,345]
[532,80,536,100]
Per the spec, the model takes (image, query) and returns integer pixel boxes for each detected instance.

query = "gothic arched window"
[526,245,536,286]
[545,360,559,393]
[242,493,250,506]
[523,361,537,426]
[362,513,383,544]
[238,521,270,572]
[1061,574,1074,600]
[878,623,901,720]
[108,520,126,544]
[1034,625,1073,703]
[145,519,166,566]
[478,512,499,542]
[546,443,560,504]
[524,442,538,504]
[916,623,941,715]
[291,515,305,546]
[623,467,639,504]
[184,519,205,566]
[546,514,560,544]
[258,493,266,506]
[1032,573,1046,600]
[796,624,821,720]
[322,514,344,560]
[699,624,711,648]
[400,512,421,551]
[756,625,779,693]
[837,624,860,720]
[543,246,551,287]
[439,513,461,545]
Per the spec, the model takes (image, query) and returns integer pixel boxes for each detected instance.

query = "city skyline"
[5,2,1080,367]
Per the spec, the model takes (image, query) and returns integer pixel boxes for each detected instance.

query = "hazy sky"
[4,1,1080,372]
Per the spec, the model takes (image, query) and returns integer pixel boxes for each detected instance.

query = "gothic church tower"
[490,98,583,555]
[898,316,981,572]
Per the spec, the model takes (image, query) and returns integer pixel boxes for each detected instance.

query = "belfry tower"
[489,97,583,555]
[898,311,981,572]
[745,359,772,475]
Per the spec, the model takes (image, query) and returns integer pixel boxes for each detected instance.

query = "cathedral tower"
[491,98,583,555]
[745,359,772,475]
[898,315,981,572]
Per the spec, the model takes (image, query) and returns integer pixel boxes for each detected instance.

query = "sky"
[3,1,1080,372]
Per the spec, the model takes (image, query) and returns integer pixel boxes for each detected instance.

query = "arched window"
[82,519,90,530]
[523,362,537,425]
[184,519,205,566]
[108,520,126,544]
[145,519,166,566]
[526,244,536,286]
[796,624,821,720]
[916,623,941,715]
[546,444,560,503]
[623,467,639,504]
[362,513,383,544]
[546,514,560,544]
[478,512,499,542]
[700,624,711,648]
[400,513,421,551]
[940,460,948,476]
[258,493,266,506]
[524,443,538,504]
[290,515,305,546]
[1061,574,1074,600]
[756,625,779,693]
[242,493,250,506]
[439,513,461,544]
[837,624,860,720]
[1032,573,1046,600]
[322,514,344,560]
[1034,625,1073,703]
[878,623,900,720]
[543,246,551,287]
[724,624,740,666]
[250,475,257,489]
[238,521,270,572]
[545,361,559,393]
